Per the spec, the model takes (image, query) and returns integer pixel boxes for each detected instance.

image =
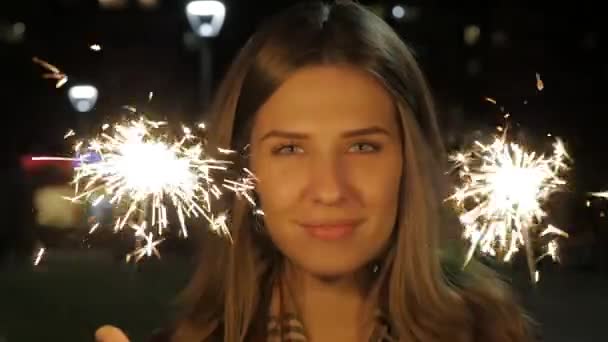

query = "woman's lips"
[299,220,362,240]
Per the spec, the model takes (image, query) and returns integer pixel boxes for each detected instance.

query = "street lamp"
[185,0,226,112]
[68,85,98,113]
[185,0,226,38]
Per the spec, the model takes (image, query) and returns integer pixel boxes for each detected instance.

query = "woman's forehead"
[254,65,397,129]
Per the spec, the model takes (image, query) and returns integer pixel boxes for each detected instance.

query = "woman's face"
[250,65,403,277]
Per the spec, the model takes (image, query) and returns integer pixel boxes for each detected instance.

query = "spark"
[31,156,77,161]
[217,147,236,154]
[148,92,154,101]
[123,105,137,113]
[126,233,164,263]
[64,113,256,261]
[536,72,544,91]
[540,224,569,238]
[32,57,68,88]
[90,44,102,51]
[64,129,76,139]
[254,208,265,216]
[89,222,100,234]
[34,247,46,266]
[447,131,570,280]
[485,97,497,104]
[590,191,608,199]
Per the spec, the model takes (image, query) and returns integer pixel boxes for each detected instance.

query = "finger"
[95,325,130,342]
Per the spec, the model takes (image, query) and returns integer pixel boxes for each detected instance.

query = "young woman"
[96,1,534,341]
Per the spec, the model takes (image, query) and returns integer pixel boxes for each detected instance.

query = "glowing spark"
[485,97,497,104]
[536,72,544,91]
[66,113,256,261]
[90,44,102,51]
[590,191,608,199]
[31,156,77,162]
[217,147,236,154]
[123,105,137,113]
[534,271,540,283]
[447,132,570,280]
[540,224,569,238]
[32,57,60,74]
[32,57,68,88]
[148,92,154,101]
[254,208,265,216]
[126,233,164,263]
[64,129,76,139]
[504,113,510,119]
[89,222,100,234]
[34,247,45,266]
[56,76,68,88]
[586,200,591,207]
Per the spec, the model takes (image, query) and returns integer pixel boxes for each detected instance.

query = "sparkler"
[447,129,570,281]
[59,112,257,261]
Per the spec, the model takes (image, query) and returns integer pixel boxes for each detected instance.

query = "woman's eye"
[272,144,304,155]
[348,142,380,153]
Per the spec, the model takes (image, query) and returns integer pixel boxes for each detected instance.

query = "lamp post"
[185,0,226,112]
[68,84,98,135]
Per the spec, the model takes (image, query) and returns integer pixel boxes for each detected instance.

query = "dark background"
[1,0,607,341]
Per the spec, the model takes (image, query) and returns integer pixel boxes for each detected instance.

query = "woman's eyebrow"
[259,126,391,142]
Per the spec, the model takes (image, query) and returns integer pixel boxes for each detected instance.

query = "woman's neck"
[279,262,376,341]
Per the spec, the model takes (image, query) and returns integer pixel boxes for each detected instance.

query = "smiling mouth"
[298,219,364,240]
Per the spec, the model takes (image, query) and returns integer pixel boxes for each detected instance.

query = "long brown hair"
[172,1,534,341]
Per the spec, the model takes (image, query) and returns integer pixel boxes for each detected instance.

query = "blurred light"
[138,0,160,9]
[391,5,405,19]
[90,44,102,51]
[185,0,226,37]
[98,0,128,9]
[13,22,26,36]
[68,85,98,112]
[389,4,420,22]
[0,21,26,44]
[464,25,481,46]
[34,185,80,229]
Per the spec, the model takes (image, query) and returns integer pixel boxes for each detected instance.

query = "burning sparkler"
[58,112,257,261]
[447,129,570,281]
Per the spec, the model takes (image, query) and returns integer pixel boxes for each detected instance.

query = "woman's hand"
[95,325,130,342]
